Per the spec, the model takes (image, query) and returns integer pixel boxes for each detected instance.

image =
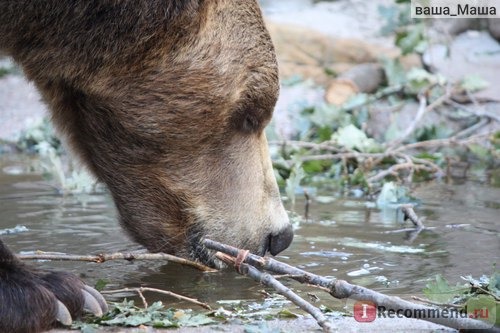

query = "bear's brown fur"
[0,1,293,331]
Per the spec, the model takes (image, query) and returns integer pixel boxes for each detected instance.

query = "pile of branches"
[271,86,499,188]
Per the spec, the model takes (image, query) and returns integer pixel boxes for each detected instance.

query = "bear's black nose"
[267,224,294,256]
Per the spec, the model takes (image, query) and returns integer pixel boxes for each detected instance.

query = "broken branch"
[204,239,496,332]
[102,287,212,310]
[18,250,216,272]
[400,204,425,229]
[216,252,334,333]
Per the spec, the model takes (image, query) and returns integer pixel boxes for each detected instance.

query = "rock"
[267,22,420,86]
[325,63,385,105]
[423,31,500,102]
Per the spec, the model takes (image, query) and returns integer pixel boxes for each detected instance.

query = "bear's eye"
[231,89,275,134]
[242,113,261,133]
[231,106,271,134]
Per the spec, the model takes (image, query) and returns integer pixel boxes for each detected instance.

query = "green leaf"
[179,313,216,327]
[396,23,426,55]
[461,75,489,92]
[488,271,500,298]
[152,319,177,328]
[331,124,380,152]
[423,275,468,303]
[303,160,331,174]
[382,58,407,87]
[466,295,498,326]
[94,279,108,292]
[469,144,491,161]
[278,309,299,318]
[103,313,152,326]
[317,126,333,142]
[406,68,446,94]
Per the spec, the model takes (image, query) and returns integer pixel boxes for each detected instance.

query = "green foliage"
[15,117,101,194]
[94,279,108,292]
[423,275,469,303]
[17,117,62,154]
[492,131,500,150]
[461,74,490,92]
[405,68,446,94]
[423,271,500,326]
[0,67,11,78]
[395,23,427,55]
[81,300,216,329]
[379,1,427,54]
[378,2,412,36]
[331,124,381,153]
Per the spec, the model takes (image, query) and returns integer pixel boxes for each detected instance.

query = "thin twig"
[384,227,437,234]
[411,296,463,309]
[18,251,216,272]
[453,117,490,139]
[299,151,387,162]
[367,162,414,183]
[269,140,341,152]
[447,99,500,123]
[216,252,334,333]
[390,133,489,154]
[387,94,428,149]
[387,90,450,150]
[102,287,212,310]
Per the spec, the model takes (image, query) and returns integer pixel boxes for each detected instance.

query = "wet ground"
[0,154,498,332]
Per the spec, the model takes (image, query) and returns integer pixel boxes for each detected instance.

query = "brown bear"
[0,1,294,332]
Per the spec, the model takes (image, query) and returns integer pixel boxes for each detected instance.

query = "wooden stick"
[204,239,496,332]
[18,250,216,272]
[216,252,334,333]
[400,204,425,229]
[102,287,211,310]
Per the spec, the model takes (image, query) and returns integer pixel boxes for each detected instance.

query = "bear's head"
[32,0,293,266]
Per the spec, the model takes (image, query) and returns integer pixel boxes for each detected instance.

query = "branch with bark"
[204,239,497,332]
[18,250,216,272]
[102,287,211,310]
[270,86,498,186]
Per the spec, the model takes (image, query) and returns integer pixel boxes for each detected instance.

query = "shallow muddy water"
[0,154,499,313]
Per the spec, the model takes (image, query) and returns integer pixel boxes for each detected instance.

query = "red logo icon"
[354,301,377,322]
